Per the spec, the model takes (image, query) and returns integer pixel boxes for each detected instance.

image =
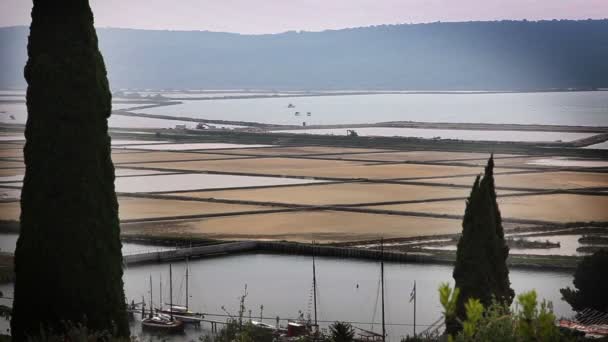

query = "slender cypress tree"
[449,155,514,333]
[11,0,129,339]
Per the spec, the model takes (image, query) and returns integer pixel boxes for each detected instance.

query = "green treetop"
[449,155,514,334]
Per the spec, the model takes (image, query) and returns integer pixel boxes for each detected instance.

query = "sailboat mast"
[159,274,162,312]
[312,241,318,328]
[170,263,174,321]
[381,238,386,342]
[149,275,153,318]
[186,257,189,311]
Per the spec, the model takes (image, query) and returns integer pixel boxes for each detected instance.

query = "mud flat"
[363,194,608,223]
[173,183,473,206]
[211,146,389,156]
[123,157,487,179]
[0,197,271,222]
[121,210,462,243]
[423,171,608,190]
[323,151,516,162]
[111,151,245,164]
[0,169,22,178]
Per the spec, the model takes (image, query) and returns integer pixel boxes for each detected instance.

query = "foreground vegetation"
[11,0,129,339]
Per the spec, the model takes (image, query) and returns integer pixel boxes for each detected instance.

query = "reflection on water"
[527,158,608,168]
[134,91,608,126]
[0,253,575,340]
[114,173,323,193]
[118,143,273,151]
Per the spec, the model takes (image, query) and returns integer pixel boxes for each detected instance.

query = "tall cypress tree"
[449,155,514,333]
[11,0,129,339]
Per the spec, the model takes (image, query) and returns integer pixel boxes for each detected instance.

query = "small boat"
[158,257,204,324]
[288,103,295,108]
[141,266,184,333]
[252,320,276,330]
[158,304,204,323]
[142,314,184,333]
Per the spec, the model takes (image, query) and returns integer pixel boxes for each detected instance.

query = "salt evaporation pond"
[423,234,590,256]
[274,127,596,143]
[527,158,608,168]
[114,173,323,193]
[584,141,608,149]
[0,134,24,141]
[118,143,273,151]
[111,139,168,145]
[0,253,576,340]
[109,115,198,129]
[0,233,174,255]
[133,91,608,126]
[0,188,20,201]
[0,169,168,185]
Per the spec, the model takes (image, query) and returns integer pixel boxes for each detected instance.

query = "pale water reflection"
[134,91,608,126]
[0,253,576,340]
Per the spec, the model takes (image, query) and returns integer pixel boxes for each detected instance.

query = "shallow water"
[424,234,589,257]
[114,173,323,193]
[526,158,608,168]
[134,91,608,126]
[111,139,168,145]
[118,143,273,151]
[0,135,24,141]
[584,141,608,149]
[274,127,595,142]
[0,233,174,255]
[0,253,575,340]
[0,187,20,201]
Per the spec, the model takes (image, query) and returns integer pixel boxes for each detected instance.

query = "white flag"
[409,281,416,303]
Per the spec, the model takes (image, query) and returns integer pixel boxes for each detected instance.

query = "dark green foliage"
[215,320,274,342]
[10,0,128,339]
[450,156,514,333]
[329,322,355,342]
[560,249,608,312]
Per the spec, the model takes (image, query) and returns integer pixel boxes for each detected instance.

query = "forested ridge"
[1,20,607,90]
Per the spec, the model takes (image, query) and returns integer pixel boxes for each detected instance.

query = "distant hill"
[1,20,608,90]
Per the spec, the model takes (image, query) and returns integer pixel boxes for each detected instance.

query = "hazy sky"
[1,0,607,34]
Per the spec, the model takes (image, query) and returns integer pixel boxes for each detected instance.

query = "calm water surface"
[114,173,323,193]
[0,253,576,341]
[134,92,608,126]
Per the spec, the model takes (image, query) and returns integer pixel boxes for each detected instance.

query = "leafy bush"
[439,284,572,342]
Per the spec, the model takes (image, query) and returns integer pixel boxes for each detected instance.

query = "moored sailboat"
[142,267,184,333]
[158,257,205,323]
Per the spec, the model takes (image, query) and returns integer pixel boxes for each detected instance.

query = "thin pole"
[381,238,386,342]
[413,280,417,337]
[186,257,189,311]
[170,263,174,321]
[312,240,318,328]
[149,275,153,318]
[159,274,162,312]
